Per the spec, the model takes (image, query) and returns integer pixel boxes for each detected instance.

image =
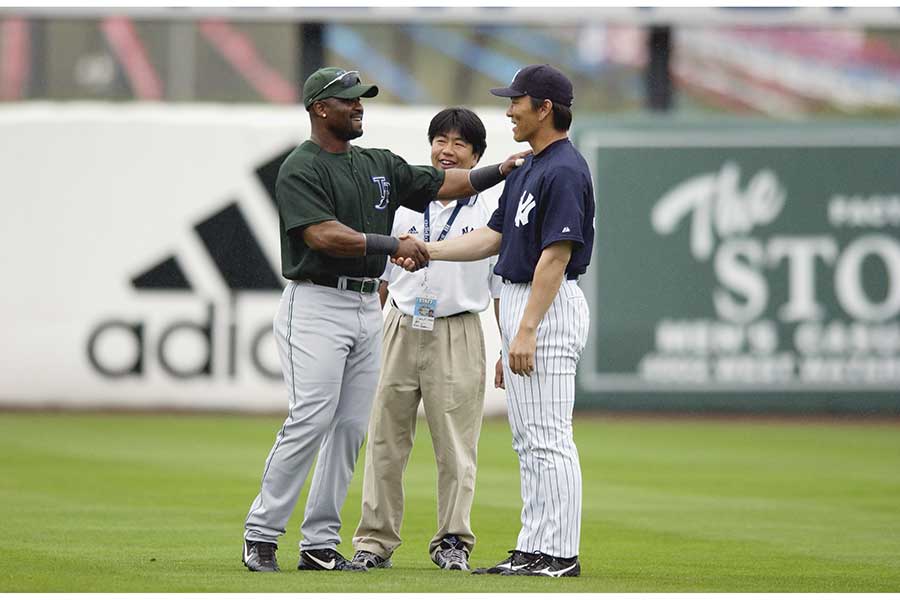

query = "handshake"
[388,149,530,273]
[390,234,428,272]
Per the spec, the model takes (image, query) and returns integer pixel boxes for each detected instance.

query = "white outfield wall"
[0,103,527,414]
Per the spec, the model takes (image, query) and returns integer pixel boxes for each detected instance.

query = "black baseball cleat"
[471,549,540,575]
[298,548,368,572]
[242,539,280,572]
[432,535,470,570]
[351,550,392,569]
[502,553,580,577]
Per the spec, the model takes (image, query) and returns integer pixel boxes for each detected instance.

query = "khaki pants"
[352,305,486,559]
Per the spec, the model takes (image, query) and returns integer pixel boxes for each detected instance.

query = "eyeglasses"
[312,70,360,102]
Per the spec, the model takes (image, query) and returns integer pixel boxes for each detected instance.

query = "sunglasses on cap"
[310,70,360,102]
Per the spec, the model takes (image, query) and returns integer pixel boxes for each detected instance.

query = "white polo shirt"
[383,188,503,317]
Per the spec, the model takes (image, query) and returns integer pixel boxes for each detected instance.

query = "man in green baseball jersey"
[242,67,526,573]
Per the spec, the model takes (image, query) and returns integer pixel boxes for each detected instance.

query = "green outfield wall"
[572,120,900,414]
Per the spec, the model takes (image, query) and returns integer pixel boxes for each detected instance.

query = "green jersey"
[275,140,445,280]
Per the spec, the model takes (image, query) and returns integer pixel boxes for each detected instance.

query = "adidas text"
[87,302,280,380]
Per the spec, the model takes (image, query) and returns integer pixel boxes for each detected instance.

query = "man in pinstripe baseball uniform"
[394,64,594,577]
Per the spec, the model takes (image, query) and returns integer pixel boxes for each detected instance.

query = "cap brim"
[332,83,379,100]
[490,86,526,98]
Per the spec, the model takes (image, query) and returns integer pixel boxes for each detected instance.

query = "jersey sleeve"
[539,167,587,249]
[276,167,335,232]
[389,153,445,213]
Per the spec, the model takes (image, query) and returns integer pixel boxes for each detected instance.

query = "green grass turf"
[1,412,899,592]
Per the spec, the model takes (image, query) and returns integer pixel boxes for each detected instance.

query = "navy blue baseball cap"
[490,64,574,107]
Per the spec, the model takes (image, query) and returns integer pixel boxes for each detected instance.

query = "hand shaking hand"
[391,233,429,271]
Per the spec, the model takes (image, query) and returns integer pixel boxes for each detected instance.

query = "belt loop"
[336,276,348,291]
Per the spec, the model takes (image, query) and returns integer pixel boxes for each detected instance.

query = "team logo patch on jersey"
[515,190,536,227]
[371,176,391,210]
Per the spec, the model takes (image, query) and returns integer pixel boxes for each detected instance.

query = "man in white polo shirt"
[351,107,502,572]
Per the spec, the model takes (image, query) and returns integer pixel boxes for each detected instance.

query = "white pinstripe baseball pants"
[499,279,590,559]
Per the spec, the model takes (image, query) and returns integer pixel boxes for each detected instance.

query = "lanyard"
[423,199,467,242]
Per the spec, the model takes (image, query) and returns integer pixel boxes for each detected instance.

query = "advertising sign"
[0,104,520,412]
[575,124,900,412]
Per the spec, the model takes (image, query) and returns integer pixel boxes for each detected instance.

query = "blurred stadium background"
[3,7,900,115]
[2,6,900,116]
[1,6,899,593]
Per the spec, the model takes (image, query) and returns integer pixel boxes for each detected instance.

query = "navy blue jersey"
[487,138,595,283]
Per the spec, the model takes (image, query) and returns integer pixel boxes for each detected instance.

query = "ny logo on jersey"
[515,190,536,227]
[371,176,390,210]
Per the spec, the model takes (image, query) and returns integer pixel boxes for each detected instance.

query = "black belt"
[391,299,469,319]
[307,275,380,294]
[502,274,579,284]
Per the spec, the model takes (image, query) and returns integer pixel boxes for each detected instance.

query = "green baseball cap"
[302,67,379,109]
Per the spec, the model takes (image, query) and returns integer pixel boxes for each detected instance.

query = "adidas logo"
[129,201,281,293]
[461,226,473,235]
[408,225,419,235]
[86,148,294,382]
[562,226,571,233]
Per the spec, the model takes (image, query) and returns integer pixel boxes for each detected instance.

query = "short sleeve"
[539,168,586,250]
[276,168,335,232]
[487,183,509,233]
[389,153,445,213]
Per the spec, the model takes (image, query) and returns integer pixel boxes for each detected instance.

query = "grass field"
[1,412,899,592]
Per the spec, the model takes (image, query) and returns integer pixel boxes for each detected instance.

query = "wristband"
[364,233,400,255]
[469,163,506,192]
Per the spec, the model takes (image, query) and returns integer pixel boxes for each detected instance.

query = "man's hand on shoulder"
[500,149,532,176]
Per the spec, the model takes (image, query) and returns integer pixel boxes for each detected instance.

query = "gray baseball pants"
[244,280,382,551]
